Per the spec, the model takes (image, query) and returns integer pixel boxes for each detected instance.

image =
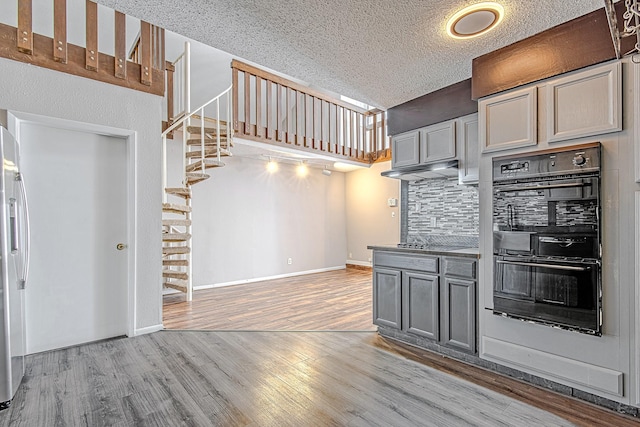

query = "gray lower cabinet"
[372,251,477,354]
[442,277,475,352]
[372,267,402,329]
[402,271,439,340]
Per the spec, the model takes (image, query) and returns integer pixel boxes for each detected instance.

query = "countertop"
[367,245,480,259]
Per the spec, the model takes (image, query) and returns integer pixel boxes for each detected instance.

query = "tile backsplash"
[406,177,479,240]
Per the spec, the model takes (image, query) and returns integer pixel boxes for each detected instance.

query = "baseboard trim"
[134,324,163,336]
[195,266,347,290]
[346,259,372,268]
[346,262,372,272]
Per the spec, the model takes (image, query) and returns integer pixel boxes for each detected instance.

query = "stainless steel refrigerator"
[0,126,29,409]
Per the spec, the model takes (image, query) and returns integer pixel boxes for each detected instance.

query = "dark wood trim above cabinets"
[471,3,634,100]
[387,79,478,136]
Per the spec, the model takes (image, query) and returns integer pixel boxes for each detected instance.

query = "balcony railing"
[231,60,390,163]
[1,0,165,96]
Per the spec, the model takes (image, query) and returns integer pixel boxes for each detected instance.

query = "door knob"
[116,243,127,250]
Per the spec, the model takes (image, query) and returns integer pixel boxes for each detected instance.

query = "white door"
[20,122,128,354]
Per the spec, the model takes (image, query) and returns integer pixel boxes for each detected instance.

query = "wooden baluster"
[166,62,175,123]
[342,107,347,156]
[333,103,338,154]
[350,110,356,158]
[320,100,325,151]
[114,11,126,79]
[256,76,263,138]
[380,112,386,153]
[140,21,152,85]
[372,113,378,154]
[294,90,301,146]
[276,83,283,141]
[244,72,251,135]
[53,0,67,63]
[307,95,313,148]
[17,0,33,54]
[266,80,273,140]
[286,87,292,144]
[232,67,239,132]
[356,112,361,159]
[85,0,98,71]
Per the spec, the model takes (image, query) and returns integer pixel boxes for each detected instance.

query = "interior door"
[20,122,128,354]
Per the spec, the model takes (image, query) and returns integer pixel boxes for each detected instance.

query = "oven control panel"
[492,143,601,181]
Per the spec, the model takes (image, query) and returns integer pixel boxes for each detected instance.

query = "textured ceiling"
[96,0,604,109]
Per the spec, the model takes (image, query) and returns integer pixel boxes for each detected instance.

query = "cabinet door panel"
[373,268,401,329]
[546,62,621,142]
[402,272,439,340]
[391,131,420,168]
[457,114,479,185]
[420,121,456,163]
[442,278,475,353]
[479,86,537,153]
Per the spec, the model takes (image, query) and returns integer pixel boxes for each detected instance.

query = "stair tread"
[162,269,189,280]
[185,160,226,173]
[162,232,191,241]
[162,203,192,213]
[185,172,210,184]
[162,219,192,227]
[186,125,228,134]
[165,188,191,198]
[163,259,189,266]
[186,139,232,147]
[164,280,188,292]
[162,246,191,255]
[185,149,232,158]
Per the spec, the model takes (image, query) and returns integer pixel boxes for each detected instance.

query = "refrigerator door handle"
[15,172,30,289]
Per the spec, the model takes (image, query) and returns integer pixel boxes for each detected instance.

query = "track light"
[322,165,332,176]
[296,162,308,177]
[266,157,278,173]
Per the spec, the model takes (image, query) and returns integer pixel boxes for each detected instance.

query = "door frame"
[7,110,137,338]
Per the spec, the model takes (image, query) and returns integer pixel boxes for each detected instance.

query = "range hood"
[381,159,459,181]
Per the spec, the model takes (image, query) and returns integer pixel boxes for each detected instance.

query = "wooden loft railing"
[231,60,390,164]
[0,0,165,96]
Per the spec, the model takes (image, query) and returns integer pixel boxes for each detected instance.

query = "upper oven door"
[493,177,599,230]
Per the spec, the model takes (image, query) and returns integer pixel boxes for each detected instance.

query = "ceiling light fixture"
[266,157,279,173]
[296,162,309,177]
[322,165,332,176]
[446,2,504,39]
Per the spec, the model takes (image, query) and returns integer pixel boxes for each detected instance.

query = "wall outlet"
[349,252,353,259]
[368,257,372,262]
[287,258,292,265]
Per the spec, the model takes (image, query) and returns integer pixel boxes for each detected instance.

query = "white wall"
[345,161,400,265]
[176,154,347,287]
[0,57,163,334]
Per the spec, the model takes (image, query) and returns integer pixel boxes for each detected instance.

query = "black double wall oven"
[492,143,602,335]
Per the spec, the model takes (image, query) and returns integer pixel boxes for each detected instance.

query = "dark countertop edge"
[367,245,481,259]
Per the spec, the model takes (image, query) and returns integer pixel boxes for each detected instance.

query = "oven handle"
[495,182,589,192]
[496,259,590,271]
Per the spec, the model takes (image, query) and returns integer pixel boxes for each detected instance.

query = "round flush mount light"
[446,2,504,39]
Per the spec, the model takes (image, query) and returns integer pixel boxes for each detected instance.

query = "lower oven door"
[494,257,601,334]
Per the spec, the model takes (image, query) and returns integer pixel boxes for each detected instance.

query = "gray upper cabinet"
[479,86,537,153]
[456,113,479,185]
[402,271,440,340]
[420,121,456,163]
[391,131,420,168]
[373,267,402,329]
[546,61,621,143]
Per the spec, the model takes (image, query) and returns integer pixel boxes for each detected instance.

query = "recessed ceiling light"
[446,2,504,39]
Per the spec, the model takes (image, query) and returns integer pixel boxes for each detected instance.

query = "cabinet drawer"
[443,257,476,279]
[374,252,438,273]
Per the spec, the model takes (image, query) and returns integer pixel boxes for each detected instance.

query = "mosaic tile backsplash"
[406,177,479,242]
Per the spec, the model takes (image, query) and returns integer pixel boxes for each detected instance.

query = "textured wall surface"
[407,177,479,239]
[0,57,163,333]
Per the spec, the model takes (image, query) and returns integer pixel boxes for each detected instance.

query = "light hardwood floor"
[1,330,635,426]
[163,268,375,330]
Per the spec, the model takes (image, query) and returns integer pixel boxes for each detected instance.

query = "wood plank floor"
[163,268,375,331]
[1,330,635,426]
